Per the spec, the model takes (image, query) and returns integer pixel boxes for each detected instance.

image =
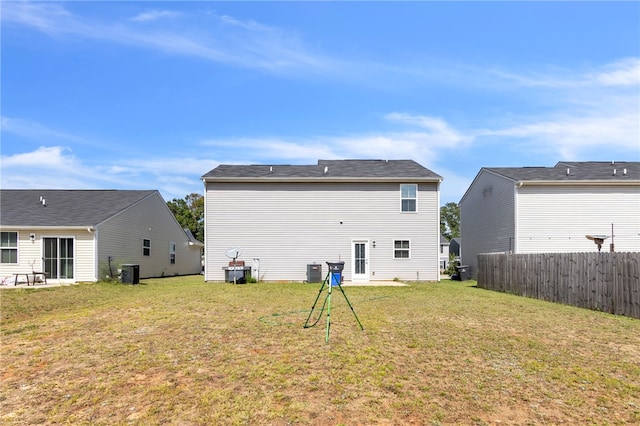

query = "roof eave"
[0,225,96,231]
[202,176,443,183]
[517,179,640,187]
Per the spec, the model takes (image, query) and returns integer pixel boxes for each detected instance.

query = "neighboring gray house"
[459,161,640,277]
[202,160,443,282]
[449,238,461,259]
[0,190,203,283]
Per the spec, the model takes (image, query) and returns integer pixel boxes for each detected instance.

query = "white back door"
[352,240,369,282]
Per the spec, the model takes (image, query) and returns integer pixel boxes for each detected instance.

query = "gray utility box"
[307,264,322,283]
[121,264,140,284]
[455,265,470,281]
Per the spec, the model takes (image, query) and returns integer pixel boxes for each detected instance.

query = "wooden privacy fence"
[477,252,640,319]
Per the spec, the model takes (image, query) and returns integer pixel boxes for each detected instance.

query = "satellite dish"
[225,248,242,259]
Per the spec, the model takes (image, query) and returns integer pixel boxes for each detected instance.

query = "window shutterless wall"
[204,181,441,281]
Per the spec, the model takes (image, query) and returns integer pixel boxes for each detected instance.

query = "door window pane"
[44,238,58,278]
[60,238,74,279]
[355,243,366,274]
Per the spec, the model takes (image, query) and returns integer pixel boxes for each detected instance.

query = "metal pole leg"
[304,272,329,329]
[325,281,332,343]
[337,285,364,331]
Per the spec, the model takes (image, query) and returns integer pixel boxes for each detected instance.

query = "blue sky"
[2,1,639,205]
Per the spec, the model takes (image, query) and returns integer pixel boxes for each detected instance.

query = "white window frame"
[400,184,417,212]
[393,239,411,259]
[169,242,176,264]
[1,231,18,264]
[143,239,151,256]
[42,235,76,280]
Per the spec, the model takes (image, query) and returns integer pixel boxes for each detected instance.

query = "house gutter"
[202,177,443,184]
[0,226,96,231]
[516,180,640,187]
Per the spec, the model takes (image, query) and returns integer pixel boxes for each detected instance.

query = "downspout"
[436,180,441,282]
[514,182,522,253]
[201,178,209,282]
[89,227,98,281]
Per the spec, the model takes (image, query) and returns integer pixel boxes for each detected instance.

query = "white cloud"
[1,117,85,143]
[0,146,75,169]
[0,146,218,201]
[384,113,470,148]
[0,2,337,75]
[130,10,180,23]
[592,58,640,86]
[200,119,467,171]
[478,58,640,160]
[490,57,640,89]
[1,2,73,35]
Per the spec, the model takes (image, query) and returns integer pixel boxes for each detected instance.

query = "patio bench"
[11,272,48,286]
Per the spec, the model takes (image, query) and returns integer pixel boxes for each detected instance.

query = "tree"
[440,202,460,241]
[167,193,204,243]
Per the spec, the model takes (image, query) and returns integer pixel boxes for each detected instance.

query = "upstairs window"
[400,184,417,212]
[169,242,176,264]
[143,239,151,256]
[394,240,410,259]
[1,232,18,263]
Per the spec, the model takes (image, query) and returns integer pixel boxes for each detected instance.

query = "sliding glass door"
[43,237,74,279]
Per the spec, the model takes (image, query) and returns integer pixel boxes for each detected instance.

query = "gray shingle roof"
[486,161,640,181]
[202,159,442,181]
[0,190,157,227]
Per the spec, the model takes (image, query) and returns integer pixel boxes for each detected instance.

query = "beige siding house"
[460,161,640,277]
[202,160,443,282]
[0,190,203,284]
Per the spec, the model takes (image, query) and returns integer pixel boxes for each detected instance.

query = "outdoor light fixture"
[586,234,609,252]
[372,241,376,248]
[30,233,36,242]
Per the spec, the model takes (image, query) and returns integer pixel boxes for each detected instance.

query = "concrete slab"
[341,281,409,287]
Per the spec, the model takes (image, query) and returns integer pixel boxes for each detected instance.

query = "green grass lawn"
[1,276,639,425]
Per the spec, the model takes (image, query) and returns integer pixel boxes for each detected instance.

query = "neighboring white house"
[439,235,450,272]
[201,159,443,282]
[459,161,640,277]
[0,190,203,283]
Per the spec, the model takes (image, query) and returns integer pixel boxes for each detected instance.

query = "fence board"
[477,252,640,319]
